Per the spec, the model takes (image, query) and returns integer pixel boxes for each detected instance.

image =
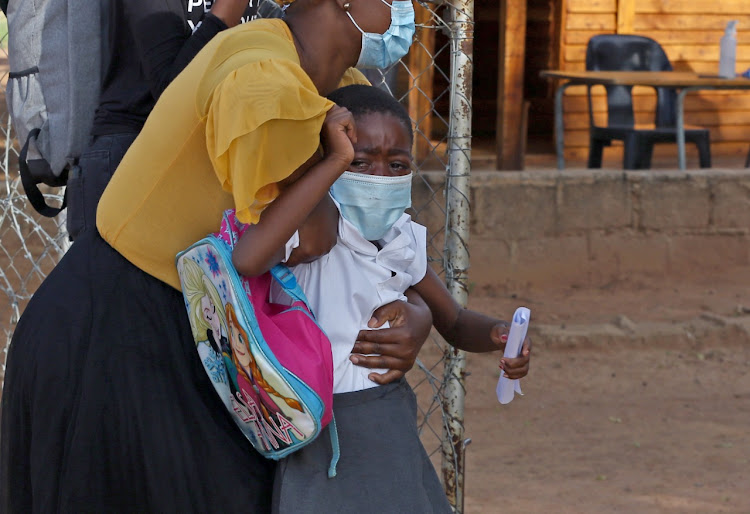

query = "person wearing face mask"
[346,0,414,69]
[231,84,532,513]
[0,2,434,513]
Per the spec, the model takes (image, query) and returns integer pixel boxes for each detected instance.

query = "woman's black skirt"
[1,230,274,513]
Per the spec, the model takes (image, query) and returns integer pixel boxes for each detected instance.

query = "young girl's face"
[200,294,220,334]
[349,112,412,177]
[229,319,251,368]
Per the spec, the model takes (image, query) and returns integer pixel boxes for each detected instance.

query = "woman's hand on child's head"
[321,105,357,168]
[499,335,532,380]
[349,297,432,385]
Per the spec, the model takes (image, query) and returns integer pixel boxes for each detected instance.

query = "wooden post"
[408,5,436,163]
[617,0,635,34]
[496,0,528,170]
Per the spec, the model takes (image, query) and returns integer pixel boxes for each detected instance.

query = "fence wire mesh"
[361,2,475,510]
[0,2,474,511]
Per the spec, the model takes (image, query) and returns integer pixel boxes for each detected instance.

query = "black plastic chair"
[586,34,711,170]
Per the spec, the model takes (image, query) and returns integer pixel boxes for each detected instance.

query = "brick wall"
[413,169,750,291]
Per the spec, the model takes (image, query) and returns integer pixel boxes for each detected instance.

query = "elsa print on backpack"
[180,259,233,402]
[177,210,335,459]
[180,257,315,454]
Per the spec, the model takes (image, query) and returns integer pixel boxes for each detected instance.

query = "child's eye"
[350,160,370,171]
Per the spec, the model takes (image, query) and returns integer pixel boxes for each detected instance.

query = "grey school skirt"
[272,379,453,513]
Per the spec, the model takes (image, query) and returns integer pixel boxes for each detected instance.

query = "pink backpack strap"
[217,209,249,249]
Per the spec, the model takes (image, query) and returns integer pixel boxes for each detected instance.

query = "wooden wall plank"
[566,14,616,31]
[565,29,750,46]
[561,93,750,113]
[566,0,616,13]
[564,44,750,63]
[554,0,567,69]
[633,14,750,31]
[564,30,615,45]
[561,59,750,75]
[637,0,750,13]
[560,86,750,98]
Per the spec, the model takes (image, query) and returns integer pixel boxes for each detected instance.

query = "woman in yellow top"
[0,1,430,512]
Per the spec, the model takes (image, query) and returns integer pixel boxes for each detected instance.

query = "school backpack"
[4,0,104,217]
[176,209,339,474]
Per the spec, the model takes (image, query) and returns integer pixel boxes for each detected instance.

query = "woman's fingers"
[350,297,431,383]
[367,300,406,329]
[365,369,405,385]
[350,352,413,373]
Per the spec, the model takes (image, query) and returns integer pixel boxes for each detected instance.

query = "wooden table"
[540,70,750,170]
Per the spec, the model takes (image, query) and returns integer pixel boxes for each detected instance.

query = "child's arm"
[412,267,531,379]
[284,194,340,267]
[232,106,355,276]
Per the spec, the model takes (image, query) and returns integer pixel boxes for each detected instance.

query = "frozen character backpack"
[176,209,338,472]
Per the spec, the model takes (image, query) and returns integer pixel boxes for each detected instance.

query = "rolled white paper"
[496,307,530,404]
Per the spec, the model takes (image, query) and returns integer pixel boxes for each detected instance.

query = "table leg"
[676,88,693,171]
[554,82,573,170]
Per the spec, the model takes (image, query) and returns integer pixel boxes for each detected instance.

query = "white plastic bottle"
[719,20,739,78]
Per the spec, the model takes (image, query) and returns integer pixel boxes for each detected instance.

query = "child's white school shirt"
[273,203,427,394]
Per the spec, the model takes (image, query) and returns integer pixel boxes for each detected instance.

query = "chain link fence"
[0,2,475,511]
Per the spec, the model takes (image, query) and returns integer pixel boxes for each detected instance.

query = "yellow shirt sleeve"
[205,58,334,225]
[205,57,370,226]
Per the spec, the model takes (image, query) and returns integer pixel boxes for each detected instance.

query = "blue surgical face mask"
[330,171,412,241]
[346,0,415,70]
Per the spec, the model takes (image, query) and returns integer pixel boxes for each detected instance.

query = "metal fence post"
[441,0,474,512]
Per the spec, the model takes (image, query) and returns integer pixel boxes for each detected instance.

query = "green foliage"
[0,13,7,52]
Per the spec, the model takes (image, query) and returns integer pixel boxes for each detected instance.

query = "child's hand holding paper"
[496,307,531,404]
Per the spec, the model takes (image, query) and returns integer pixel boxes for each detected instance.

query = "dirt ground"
[447,265,750,513]
[2,254,749,513]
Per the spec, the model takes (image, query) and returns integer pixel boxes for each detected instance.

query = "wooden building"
[476,0,750,169]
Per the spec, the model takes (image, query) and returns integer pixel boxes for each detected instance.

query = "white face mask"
[345,0,416,69]
[330,171,412,241]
